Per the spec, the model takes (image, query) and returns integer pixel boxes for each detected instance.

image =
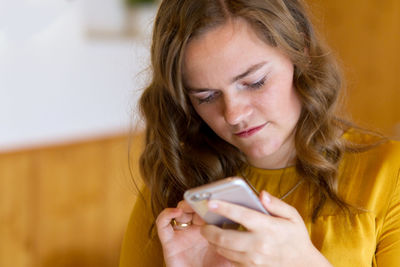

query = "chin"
[242,143,279,161]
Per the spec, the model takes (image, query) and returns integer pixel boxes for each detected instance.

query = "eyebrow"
[231,61,267,83]
[187,61,267,92]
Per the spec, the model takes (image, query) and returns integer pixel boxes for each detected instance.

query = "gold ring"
[171,218,192,230]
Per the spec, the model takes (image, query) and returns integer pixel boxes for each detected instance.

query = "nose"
[223,95,253,125]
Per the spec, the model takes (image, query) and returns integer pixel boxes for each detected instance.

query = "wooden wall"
[0,1,398,267]
[0,134,143,267]
[307,0,400,138]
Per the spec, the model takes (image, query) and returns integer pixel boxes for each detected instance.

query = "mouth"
[234,122,268,138]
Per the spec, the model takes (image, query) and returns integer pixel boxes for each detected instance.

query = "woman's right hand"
[156,200,232,267]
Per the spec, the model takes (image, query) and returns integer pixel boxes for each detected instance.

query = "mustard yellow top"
[119,130,400,267]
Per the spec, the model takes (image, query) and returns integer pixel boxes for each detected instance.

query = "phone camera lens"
[200,192,211,199]
[191,192,211,201]
[191,194,200,201]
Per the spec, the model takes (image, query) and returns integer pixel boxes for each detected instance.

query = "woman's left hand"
[200,191,332,267]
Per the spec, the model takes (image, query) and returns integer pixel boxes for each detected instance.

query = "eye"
[246,76,267,89]
[194,91,221,104]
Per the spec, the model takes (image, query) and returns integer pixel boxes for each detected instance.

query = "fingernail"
[208,200,218,209]
[262,191,271,203]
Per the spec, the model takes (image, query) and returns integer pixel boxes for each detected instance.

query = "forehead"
[182,18,278,87]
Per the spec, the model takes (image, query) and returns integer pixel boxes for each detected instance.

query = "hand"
[200,191,332,267]
[156,200,233,267]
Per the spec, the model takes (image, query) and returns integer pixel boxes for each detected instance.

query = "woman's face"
[183,19,302,169]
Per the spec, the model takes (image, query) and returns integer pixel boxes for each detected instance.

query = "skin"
[156,18,333,266]
[184,18,302,170]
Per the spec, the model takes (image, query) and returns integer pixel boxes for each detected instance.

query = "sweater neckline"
[246,164,296,176]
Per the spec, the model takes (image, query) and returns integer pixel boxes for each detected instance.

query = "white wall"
[0,0,156,152]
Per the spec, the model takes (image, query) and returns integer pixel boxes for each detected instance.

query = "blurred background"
[0,0,399,266]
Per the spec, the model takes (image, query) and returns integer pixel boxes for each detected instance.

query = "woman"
[120,0,400,266]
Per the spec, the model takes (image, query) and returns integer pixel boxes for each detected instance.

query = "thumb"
[260,190,300,221]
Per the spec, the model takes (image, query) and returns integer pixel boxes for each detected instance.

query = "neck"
[247,137,296,170]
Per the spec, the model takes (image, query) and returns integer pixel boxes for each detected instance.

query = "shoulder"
[119,187,164,267]
[339,128,400,214]
[342,128,400,171]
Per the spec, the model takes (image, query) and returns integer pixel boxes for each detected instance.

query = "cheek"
[253,84,301,122]
[288,88,302,117]
[252,88,278,114]
[201,114,223,132]
[192,105,231,139]
[191,102,220,128]
[191,102,206,122]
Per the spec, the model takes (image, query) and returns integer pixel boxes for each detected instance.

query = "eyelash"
[197,92,220,104]
[196,76,267,104]
[248,76,266,89]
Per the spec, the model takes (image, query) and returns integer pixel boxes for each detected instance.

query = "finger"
[155,208,182,242]
[207,200,269,231]
[213,245,248,265]
[177,200,207,225]
[192,212,206,226]
[177,200,195,213]
[260,191,301,222]
[174,212,193,224]
[208,244,243,267]
[200,224,249,252]
[175,200,194,223]
[176,200,207,226]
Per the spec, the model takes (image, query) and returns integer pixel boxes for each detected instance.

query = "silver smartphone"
[184,177,268,226]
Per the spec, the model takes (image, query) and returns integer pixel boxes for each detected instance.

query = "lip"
[234,122,268,138]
